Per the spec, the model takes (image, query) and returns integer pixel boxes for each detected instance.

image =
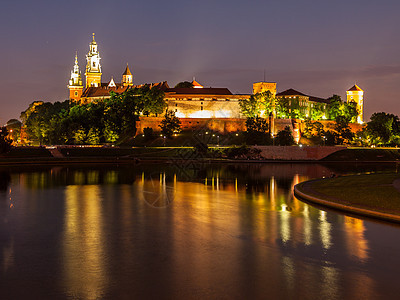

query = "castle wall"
[165,96,247,119]
[254,146,346,160]
[137,117,247,134]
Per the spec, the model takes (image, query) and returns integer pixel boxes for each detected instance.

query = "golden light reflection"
[319,211,332,250]
[303,206,313,246]
[63,185,106,299]
[321,265,339,299]
[282,256,295,293]
[280,205,291,243]
[344,216,369,261]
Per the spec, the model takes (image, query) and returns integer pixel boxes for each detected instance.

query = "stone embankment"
[254,146,346,161]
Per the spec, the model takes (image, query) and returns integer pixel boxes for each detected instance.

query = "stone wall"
[166,98,243,119]
[254,145,346,160]
[136,117,247,134]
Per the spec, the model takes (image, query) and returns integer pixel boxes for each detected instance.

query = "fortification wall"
[254,146,346,160]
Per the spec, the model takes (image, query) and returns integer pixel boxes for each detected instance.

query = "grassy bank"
[295,173,400,221]
[322,148,400,161]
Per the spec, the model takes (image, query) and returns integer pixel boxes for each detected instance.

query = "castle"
[68,34,364,130]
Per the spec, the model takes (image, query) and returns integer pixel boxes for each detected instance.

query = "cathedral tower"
[85,33,102,87]
[346,84,364,123]
[68,52,83,102]
[122,64,133,86]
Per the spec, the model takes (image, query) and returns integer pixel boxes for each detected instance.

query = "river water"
[0,162,400,299]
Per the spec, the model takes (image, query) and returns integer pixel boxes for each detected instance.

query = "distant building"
[164,83,248,119]
[276,89,330,119]
[346,84,364,123]
[252,82,277,96]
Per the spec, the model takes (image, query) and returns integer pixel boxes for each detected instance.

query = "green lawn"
[322,148,400,161]
[299,173,400,215]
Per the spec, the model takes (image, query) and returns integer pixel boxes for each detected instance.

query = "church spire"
[68,52,83,102]
[85,33,102,87]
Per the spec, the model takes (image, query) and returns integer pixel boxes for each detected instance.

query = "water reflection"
[0,162,399,298]
[0,171,11,192]
[63,185,107,299]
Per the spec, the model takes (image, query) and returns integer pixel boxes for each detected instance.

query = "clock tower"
[85,33,102,87]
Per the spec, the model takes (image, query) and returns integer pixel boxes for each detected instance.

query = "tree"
[366,112,400,145]
[5,119,22,145]
[303,120,325,144]
[239,91,275,118]
[326,95,342,120]
[86,128,100,145]
[310,103,325,121]
[143,127,155,141]
[73,126,87,144]
[245,117,271,145]
[275,126,295,146]
[159,110,181,138]
[174,81,194,88]
[276,97,291,119]
[0,127,12,154]
[333,115,354,145]
[326,95,358,123]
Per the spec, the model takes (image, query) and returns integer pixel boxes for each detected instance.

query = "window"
[74,91,78,96]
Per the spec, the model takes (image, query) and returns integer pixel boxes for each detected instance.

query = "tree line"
[20,86,166,145]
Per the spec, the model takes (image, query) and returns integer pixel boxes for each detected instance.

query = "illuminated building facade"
[276,89,330,119]
[68,53,83,102]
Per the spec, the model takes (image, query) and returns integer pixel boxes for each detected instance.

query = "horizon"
[1,0,399,124]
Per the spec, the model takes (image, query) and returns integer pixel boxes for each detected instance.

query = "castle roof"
[165,87,233,96]
[276,88,329,103]
[347,84,363,92]
[123,64,132,76]
[276,89,307,97]
[191,80,203,88]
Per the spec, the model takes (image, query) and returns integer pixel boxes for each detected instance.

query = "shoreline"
[1,156,400,166]
[294,178,400,224]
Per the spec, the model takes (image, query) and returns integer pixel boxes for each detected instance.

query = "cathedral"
[68,34,364,126]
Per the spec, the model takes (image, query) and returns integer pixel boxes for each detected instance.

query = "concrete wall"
[254,145,346,160]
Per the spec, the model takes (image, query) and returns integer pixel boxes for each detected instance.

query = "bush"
[143,127,155,141]
[0,127,12,154]
[275,126,295,146]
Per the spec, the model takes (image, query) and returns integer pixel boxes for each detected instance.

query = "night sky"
[1,0,399,124]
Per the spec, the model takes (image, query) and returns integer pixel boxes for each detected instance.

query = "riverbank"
[294,173,400,223]
[2,146,400,165]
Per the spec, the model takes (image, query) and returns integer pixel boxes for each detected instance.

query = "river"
[0,162,399,299]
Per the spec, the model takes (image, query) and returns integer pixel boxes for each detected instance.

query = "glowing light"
[215,110,231,118]
[175,112,186,118]
[189,110,212,118]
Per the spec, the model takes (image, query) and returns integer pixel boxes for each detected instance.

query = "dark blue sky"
[1,0,399,124]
